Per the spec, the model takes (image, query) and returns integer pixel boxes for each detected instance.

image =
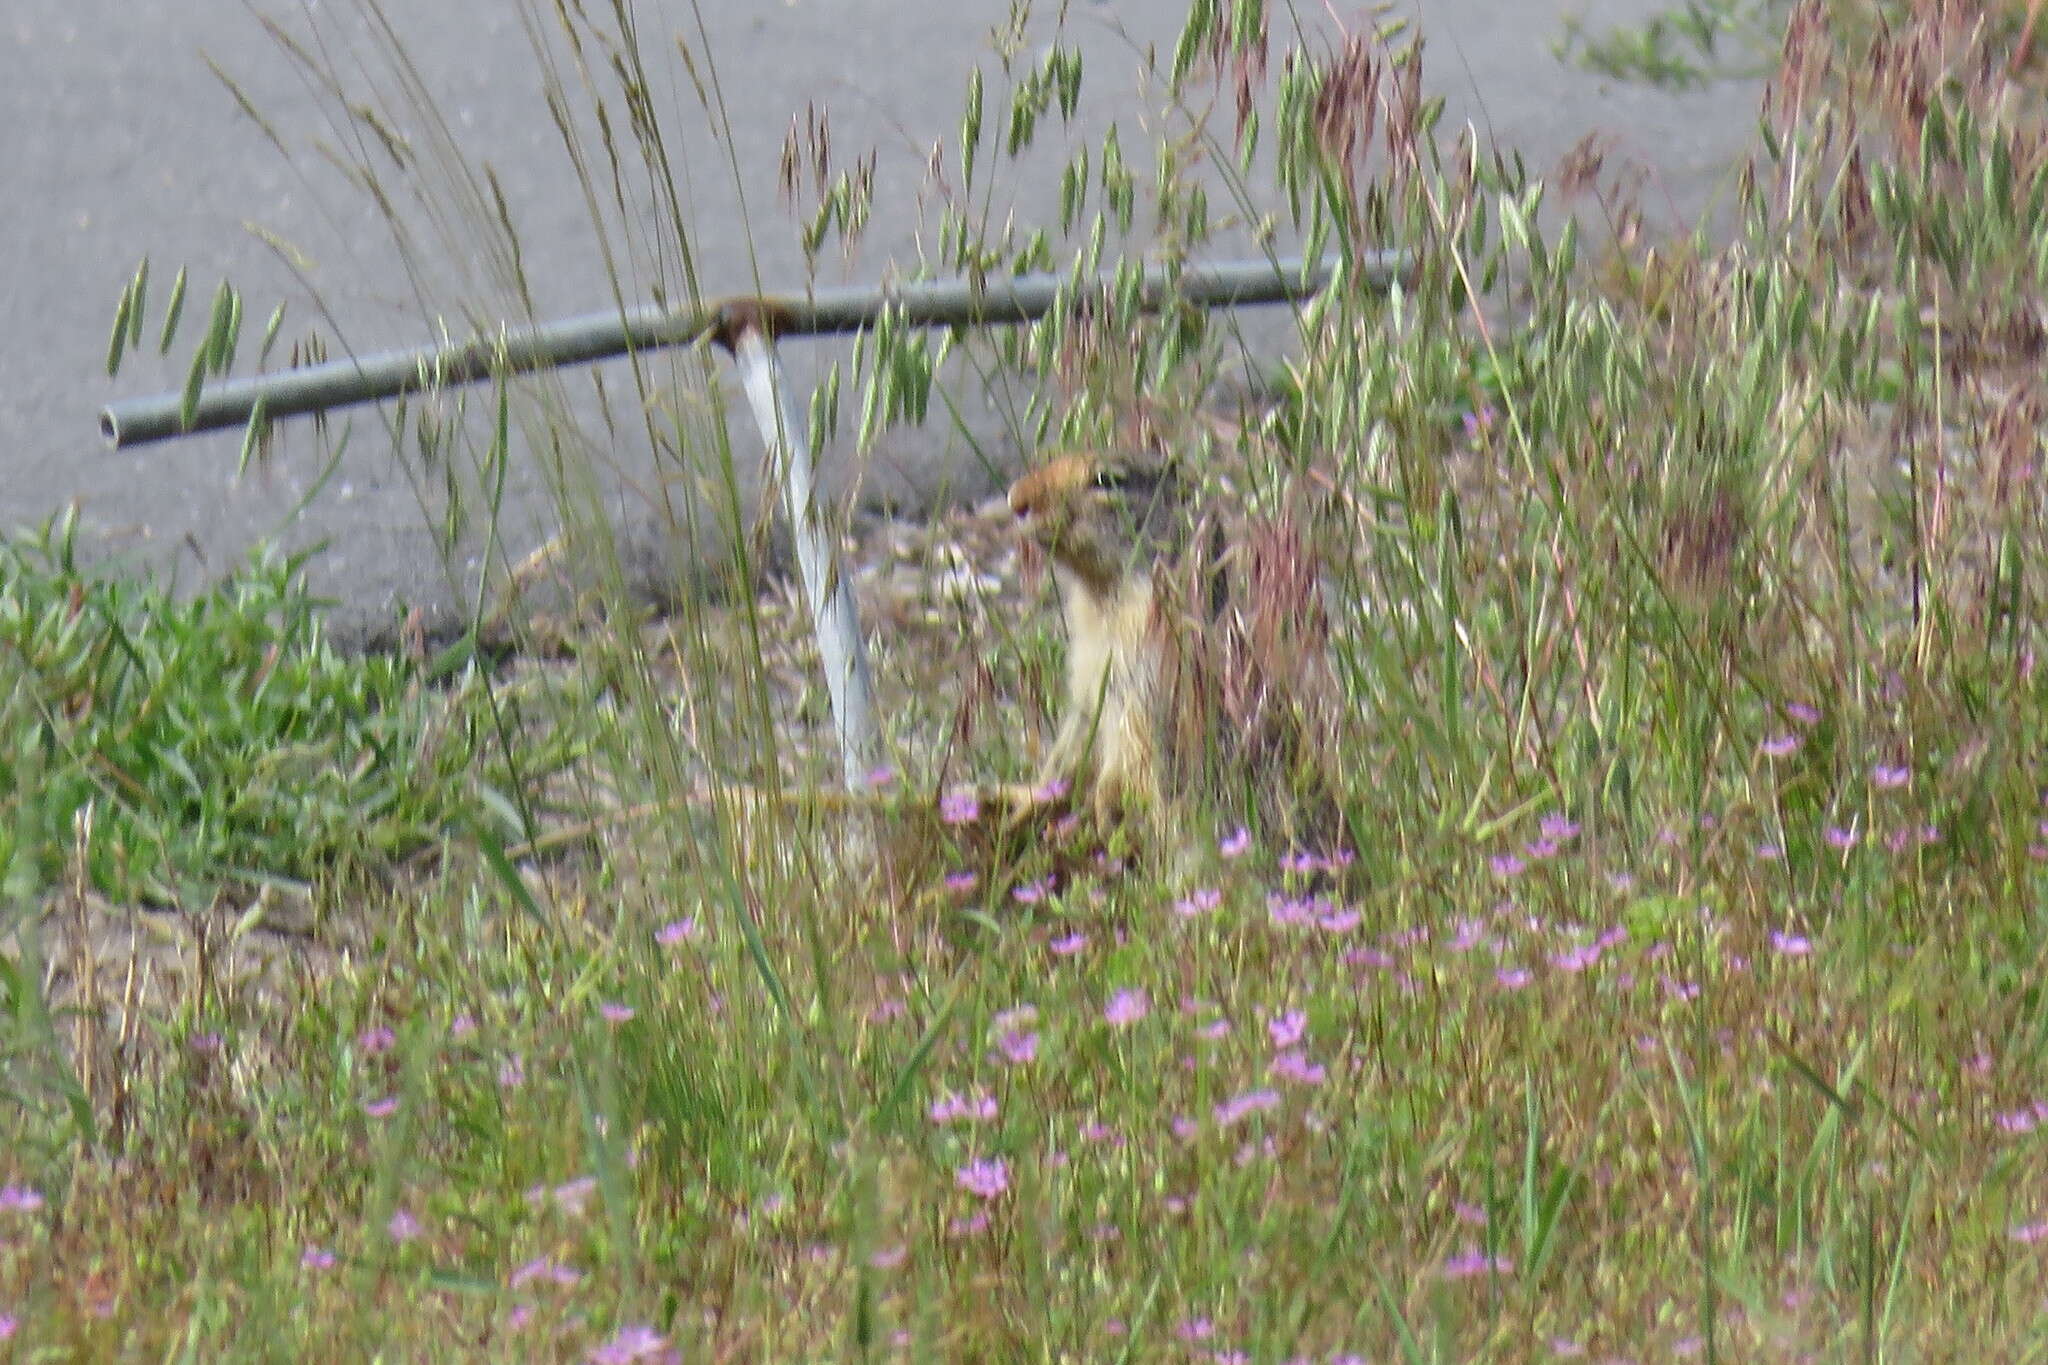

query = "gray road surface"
[4,1,1767,644]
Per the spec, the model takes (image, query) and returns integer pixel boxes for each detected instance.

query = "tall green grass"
[0,512,506,907]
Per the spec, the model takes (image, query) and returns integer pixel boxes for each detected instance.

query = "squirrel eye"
[1090,466,1127,490]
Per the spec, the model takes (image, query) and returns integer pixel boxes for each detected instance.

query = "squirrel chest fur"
[1047,558,1165,811]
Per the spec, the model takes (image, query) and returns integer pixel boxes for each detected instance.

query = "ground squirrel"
[1006,448,1339,837]
[1006,449,1178,818]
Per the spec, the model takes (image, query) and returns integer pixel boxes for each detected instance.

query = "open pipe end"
[706,297,798,354]
[99,408,122,448]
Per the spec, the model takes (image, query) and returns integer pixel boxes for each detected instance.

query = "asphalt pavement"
[3,0,1767,644]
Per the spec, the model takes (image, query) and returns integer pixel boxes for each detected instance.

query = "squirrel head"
[1007,450,1172,600]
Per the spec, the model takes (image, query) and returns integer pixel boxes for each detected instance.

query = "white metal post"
[725,320,879,791]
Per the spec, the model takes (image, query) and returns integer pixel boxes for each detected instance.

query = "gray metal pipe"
[99,251,1409,448]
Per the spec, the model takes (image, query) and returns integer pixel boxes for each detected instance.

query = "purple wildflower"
[1270,1050,1327,1086]
[1048,931,1087,956]
[1213,1087,1281,1127]
[511,1256,582,1289]
[1104,988,1150,1027]
[1267,1010,1308,1049]
[1770,930,1813,956]
[995,1028,1039,1064]
[363,1096,399,1119]
[1440,1247,1513,1279]
[1550,943,1602,973]
[1872,763,1910,789]
[550,1176,599,1215]
[1785,701,1821,725]
[939,788,980,825]
[1268,894,1312,926]
[1218,826,1252,858]
[588,1323,670,1364]
[599,1002,635,1024]
[656,918,700,946]
[1174,886,1223,918]
[0,1186,44,1213]
[1080,1119,1124,1146]
[928,1091,999,1125]
[301,1244,336,1270]
[1760,733,1800,758]
[955,1158,1010,1199]
[1996,1103,2048,1134]
[1495,967,1532,990]
[386,1208,422,1243]
[1490,852,1526,879]
[358,1026,397,1055]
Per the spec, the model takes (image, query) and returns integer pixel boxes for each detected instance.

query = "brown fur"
[1007,449,1344,844]
[1007,451,1174,817]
